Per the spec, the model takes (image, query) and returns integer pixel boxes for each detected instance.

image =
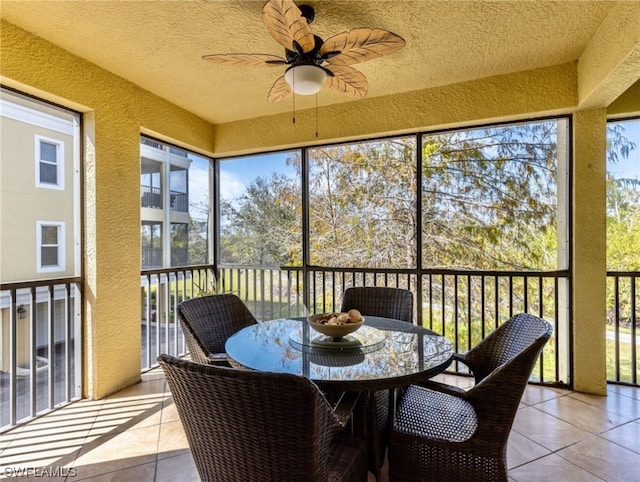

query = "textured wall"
[1,20,214,399]
[573,109,608,395]
[212,63,578,156]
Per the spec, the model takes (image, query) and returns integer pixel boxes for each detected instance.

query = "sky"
[607,118,640,180]
[220,151,296,200]
[212,118,640,205]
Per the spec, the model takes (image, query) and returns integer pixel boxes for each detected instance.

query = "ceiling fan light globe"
[285,65,326,95]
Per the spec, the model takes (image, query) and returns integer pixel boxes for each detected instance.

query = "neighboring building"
[140,137,192,269]
[0,89,81,378]
[0,90,79,282]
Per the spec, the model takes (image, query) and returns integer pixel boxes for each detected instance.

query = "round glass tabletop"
[225,316,454,391]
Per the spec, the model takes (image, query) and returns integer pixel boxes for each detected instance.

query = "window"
[36,221,65,272]
[35,135,64,189]
[169,166,188,212]
[219,151,302,266]
[308,138,416,269]
[141,160,162,209]
[141,222,163,268]
[140,136,211,269]
[606,118,640,271]
[170,223,188,266]
[421,119,568,270]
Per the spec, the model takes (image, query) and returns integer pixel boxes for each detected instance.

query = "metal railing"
[216,265,569,386]
[140,265,216,371]
[140,265,640,388]
[169,191,188,212]
[607,272,639,385]
[141,185,162,209]
[0,278,82,432]
[142,247,163,269]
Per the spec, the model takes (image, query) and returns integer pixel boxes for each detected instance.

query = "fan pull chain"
[315,93,319,138]
[292,76,296,125]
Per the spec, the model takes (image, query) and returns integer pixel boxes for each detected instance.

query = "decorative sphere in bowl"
[307,310,364,339]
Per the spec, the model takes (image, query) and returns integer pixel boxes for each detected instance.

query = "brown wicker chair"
[340,286,414,479]
[388,313,553,482]
[177,293,258,366]
[158,354,368,482]
[340,286,414,324]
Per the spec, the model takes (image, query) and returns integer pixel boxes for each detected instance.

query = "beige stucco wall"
[1,20,215,399]
[572,109,608,395]
[2,18,637,397]
[212,63,578,157]
[608,79,640,117]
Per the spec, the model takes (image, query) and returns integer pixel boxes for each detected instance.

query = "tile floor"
[1,370,639,482]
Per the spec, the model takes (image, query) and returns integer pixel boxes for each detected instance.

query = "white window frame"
[35,135,65,190]
[36,221,66,273]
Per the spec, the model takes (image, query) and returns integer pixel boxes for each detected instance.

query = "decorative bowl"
[307,312,364,339]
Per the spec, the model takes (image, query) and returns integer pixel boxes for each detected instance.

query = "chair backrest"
[177,294,257,364]
[462,312,552,383]
[158,354,344,482]
[465,313,552,447]
[340,286,414,323]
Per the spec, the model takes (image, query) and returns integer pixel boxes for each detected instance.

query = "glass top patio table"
[225,316,454,392]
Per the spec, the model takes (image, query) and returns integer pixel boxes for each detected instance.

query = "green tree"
[221,173,301,265]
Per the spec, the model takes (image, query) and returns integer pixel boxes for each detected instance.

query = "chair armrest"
[332,391,362,427]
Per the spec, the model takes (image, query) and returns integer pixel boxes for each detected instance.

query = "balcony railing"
[142,247,163,269]
[140,265,639,388]
[169,191,188,212]
[140,265,216,370]
[0,278,82,432]
[607,271,639,385]
[141,185,162,209]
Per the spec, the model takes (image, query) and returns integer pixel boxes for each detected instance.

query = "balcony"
[1,368,638,481]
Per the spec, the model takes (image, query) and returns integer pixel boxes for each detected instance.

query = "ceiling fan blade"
[267,75,292,103]
[323,65,368,99]
[263,0,315,53]
[202,53,286,67]
[320,28,406,65]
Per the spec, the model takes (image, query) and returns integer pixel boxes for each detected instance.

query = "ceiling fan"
[202,0,406,103]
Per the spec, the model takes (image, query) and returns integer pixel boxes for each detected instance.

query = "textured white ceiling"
[0,1,635,124]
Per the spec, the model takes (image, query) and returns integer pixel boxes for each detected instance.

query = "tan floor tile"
[160,397,180,423]
[155,452,200,482]
[72,425,160,479]
[569,390,640,420]
[520,384,567,406]
[509,453,605,482]
[0,466,67,482]
[141,368,166,382]
[536,395,631,433]
[88,401,165,436]
[103,379,166,401]
[3,373,637,482]
[506,430,551,469]
[73,461,157,482]
[1,432,87,461]
[599,421,640,454]
[88,392,166,436]
[608,384,640,401]
[431,372,474,388]
[157,420,190,460]
[512,406,591,451]
[0,429,18,453]
[557,435,640,482]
